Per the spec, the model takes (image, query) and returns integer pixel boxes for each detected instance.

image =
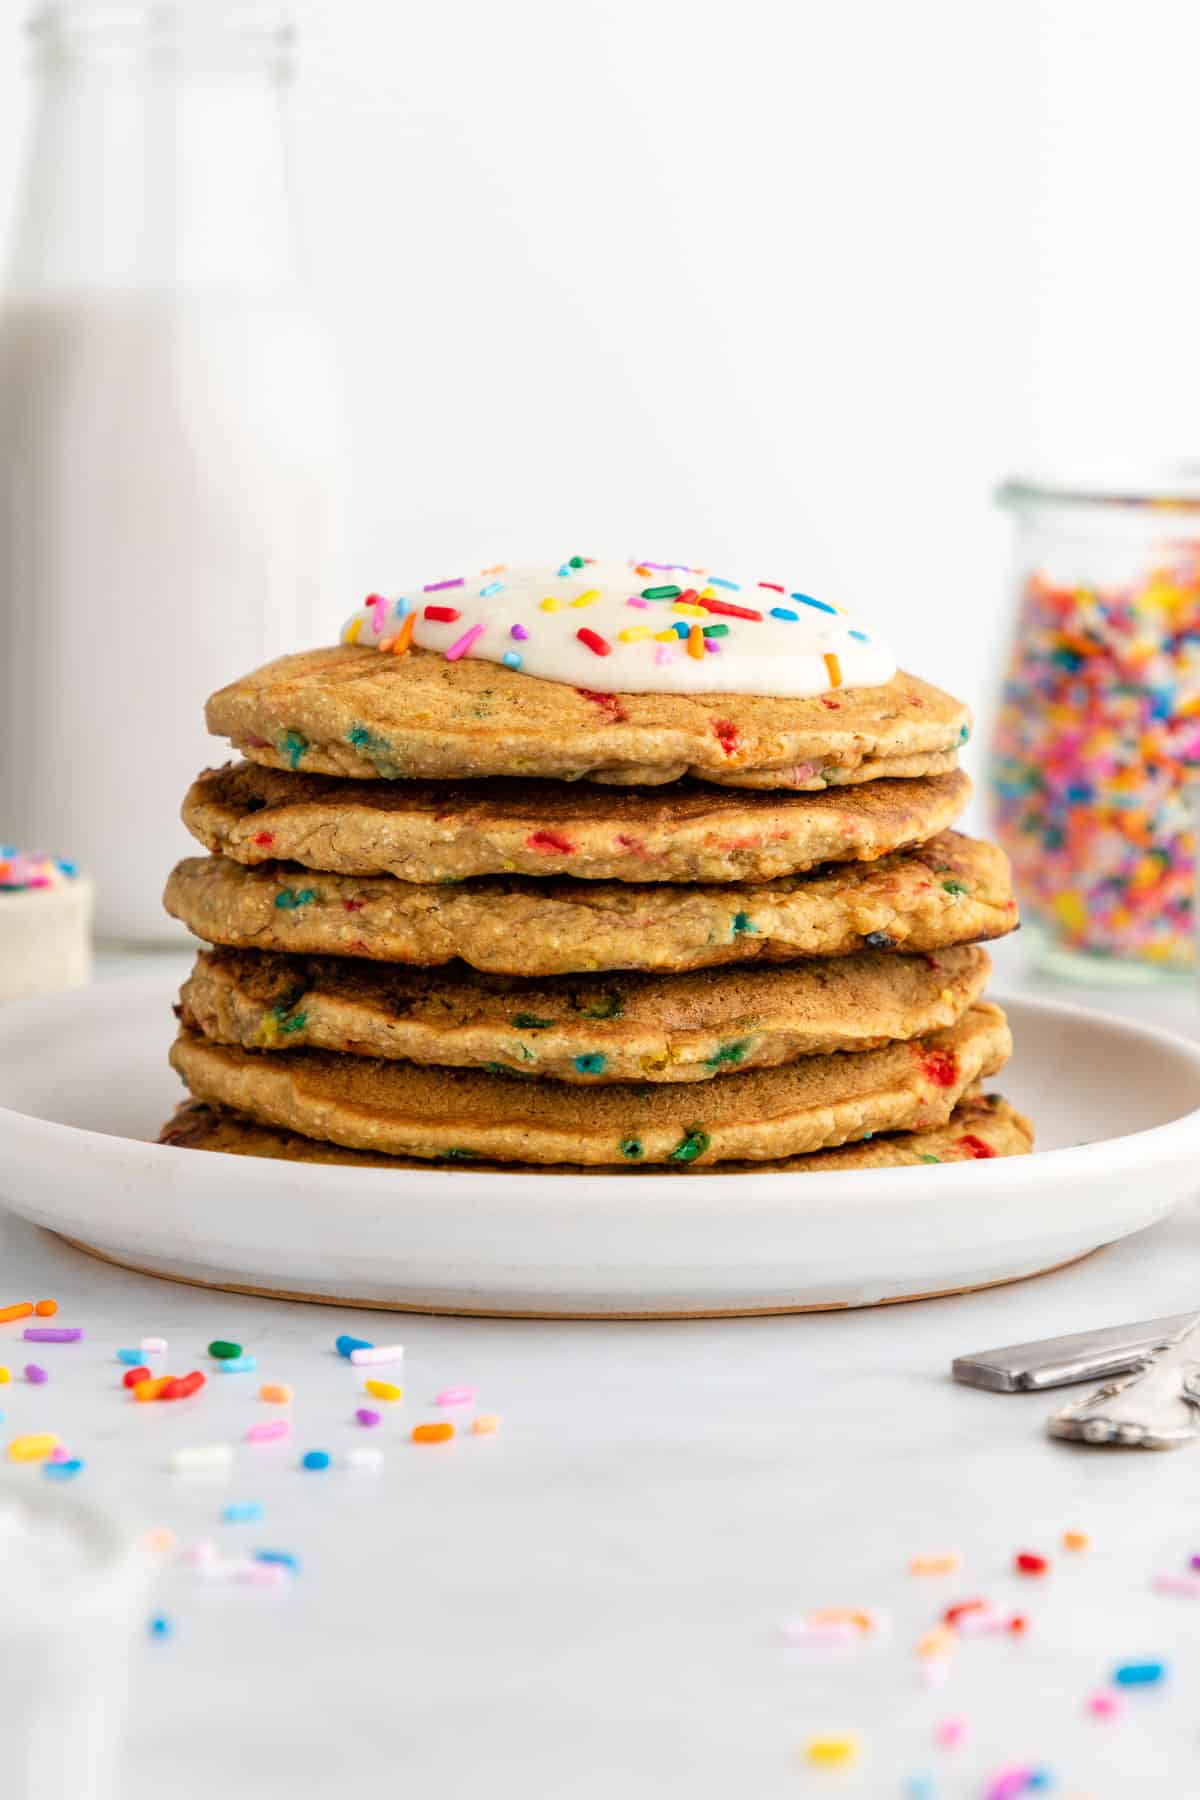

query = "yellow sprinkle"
[618,627,651,643]
[254,1015,282,1047]
[916,1626,956,1659]
[570,589,600,608]
[909,1551,961,1576]
[259,1383,292,1404]
[472,1414,502,1435]
[344,617,363,646]
[365,1379,403,1402]
[687,624,705,660]
[654,628,679,643]
[804,1736,860,1768]
[824,650,843,688]
[1062,1529,1091,1552]
[671,602,706,618]
[698,587,716,599]
[0,1367,9,1385]
[540,597,562,613]
[8,1433,58,1463]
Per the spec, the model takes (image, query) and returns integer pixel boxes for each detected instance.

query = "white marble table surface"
[3,938,1199,1799]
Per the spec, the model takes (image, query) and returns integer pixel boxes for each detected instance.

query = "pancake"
[163,832,1018,977]
[182,762,971,886]
[205,645,970,791]
[179,944,992,1084]
[158,1090,1032,1172]
[167,1002,1011,1166]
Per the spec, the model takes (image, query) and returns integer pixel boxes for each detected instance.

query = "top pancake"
[206,646,970,791]
[182,762,971,885]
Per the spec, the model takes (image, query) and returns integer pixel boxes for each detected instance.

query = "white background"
[1,0,1197,759]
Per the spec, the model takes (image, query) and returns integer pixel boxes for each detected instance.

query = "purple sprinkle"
[704,638,721,653]
[355,1408,381,1428]
[1190,1555,1200,1571]
[24,1363,47,1384]
[22,1327,83,1343]
[423,578,465,592]
[510,624,530,641]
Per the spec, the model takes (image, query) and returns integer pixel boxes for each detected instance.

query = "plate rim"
[1,972,1199,1203]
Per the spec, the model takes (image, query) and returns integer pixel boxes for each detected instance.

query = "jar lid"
[999,463,1200,512]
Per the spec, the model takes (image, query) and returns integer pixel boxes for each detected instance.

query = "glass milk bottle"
[0,1,346,943]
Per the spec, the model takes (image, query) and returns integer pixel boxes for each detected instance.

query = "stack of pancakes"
[158,634,1028,1173]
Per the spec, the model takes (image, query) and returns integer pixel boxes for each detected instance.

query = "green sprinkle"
[704,1038,752,1068]
[619,1138,644,1160]
[209,1340,242,1360]
[919,1154,942,1164]
[277,730,308,770]
[347,724,391,755]
[572,988,624,1020]
[512,1013,554,1030]
[702,623,730,638]
[274,887,316,910]
[441,1148,478,1162]
[668,1125,710,1164]
[574,1053,607,1075]
[731,912,758,936]
[276,1010,308,1035]
[568,554,586,569]
[941,880,969,896]
[958,725,970,743]
[641,584,682,599]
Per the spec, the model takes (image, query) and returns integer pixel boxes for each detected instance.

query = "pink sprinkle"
[445,622,486,662]
[1152,1571,1200,1597]
[984,1769,1036,1800]
[48,1445,70,1463]
[423,578,465,592]
[510,624,529,641]
[246,1419,290,1444]
[436,1386,474,1406]
[935,1716,967,1748]
[1087,1690,1122,1718]
[179,1541,217,1567]
[626,597,649,610]
[654,645,675,666]
[236,1562,287,1588]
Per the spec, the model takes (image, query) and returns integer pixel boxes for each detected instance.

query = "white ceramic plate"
[1,972,1198,1317]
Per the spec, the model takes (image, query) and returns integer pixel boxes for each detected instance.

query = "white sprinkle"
[348,1344,405,1367]
[345,1447,384,1472]
[142,1336,167,1355]
[168,1444,234,1473]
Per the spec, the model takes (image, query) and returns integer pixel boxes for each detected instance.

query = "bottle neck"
[10,5,300,295]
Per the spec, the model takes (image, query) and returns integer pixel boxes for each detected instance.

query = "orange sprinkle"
[472,1414,501,1435]
[34,1299,57,1317]
[823,650,843,688]
[909,1552,962,1576]
[133,1376,174,1403]
[687,624,705,660]
[392,611,416,656]
[0,1303,32,1324]
[809,1608,877,1635]
[481,564,507,575]
[412,1422,454,1445]
[259,1383,292,1404]
[916,1626,956,1659]
[1062,1529,1091,1552]
[143,1527,177,1552]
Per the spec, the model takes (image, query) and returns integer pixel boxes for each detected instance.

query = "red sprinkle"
[758,581,786,592]
[343,898,366,913]
[820,697,841,710]
[253,832,275,847]
[676,588,698,604]
[943,1598,989,1628]
[920,1049,959,1089]
[161,1371,206,1401]
[576,627,611,657]
[1008,1614,1029,1634]
[957,1133,996,1159]
[1014,1552,1048,1577]
[712,719,740,756]
[526,830,575,856]
[576,688,628,722]
[697,597,764,622]
[122,1365,151,1389]
[424,605,461,623]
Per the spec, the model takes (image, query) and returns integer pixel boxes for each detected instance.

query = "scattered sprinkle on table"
[259,1383,292,1403]
[349,1343,404,1367]
[208,1339,243,1360]
[364,1379,402,1401]
[1062,1529,1090,1551]
[412,1423,454,1445]
[24,1363,47,1384]
[254,1549,301,1573]
[8,1432,57,1461]
[43,1457,84,1480]
[1087,1691,1122,1718]
[215,1355,257,1374]
[435,1385,474,1406]
[336,1334,372,1359]
[355,1407,382,1427]
[1015,1551,1049,1576]
[169,1444,234,1473]
[346,1446,383,1472]
[472,1414,501,1435]
[909,1552,961,1576]
[148,1615,173,1640]
[222,1501,265,1524]
[34,1298,57,1316]
[23,1326,81,1342]
[301,1449,331,1470]
[141,1336,168,1354]
[247,1419,290,1444]
[804,1736,860,1767]
[0,1302,33,1323]
[1113,1660,1166,1685]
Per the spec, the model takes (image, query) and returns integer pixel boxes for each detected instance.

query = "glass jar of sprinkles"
[990,470,1200,980]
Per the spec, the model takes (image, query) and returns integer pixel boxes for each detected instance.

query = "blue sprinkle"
[790,592,837,614]
[43,1458,84,1480]
[671,620,689,639]
[480,580,504,597]
[301,1450,331,1471]
[903,1779,937,1800]
[57,858,78,877]
[116,1347,144,1365]
[1026,1775,1054,1792]
[335,1335,372,1359]
[731,911,758,936]
[215,1355,257,1374]
[502,651,523,670]
[556,564,571,577]
[222,1501,265,1524]
[254,1548,302,1573]
[769,606,798,621]
[848,628,869,641]
[1113,1661,1166,1685]
[392,597,408,617]
[573,1053,607,1075]
[708,576,740,591]
[148,1615,173,1639]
